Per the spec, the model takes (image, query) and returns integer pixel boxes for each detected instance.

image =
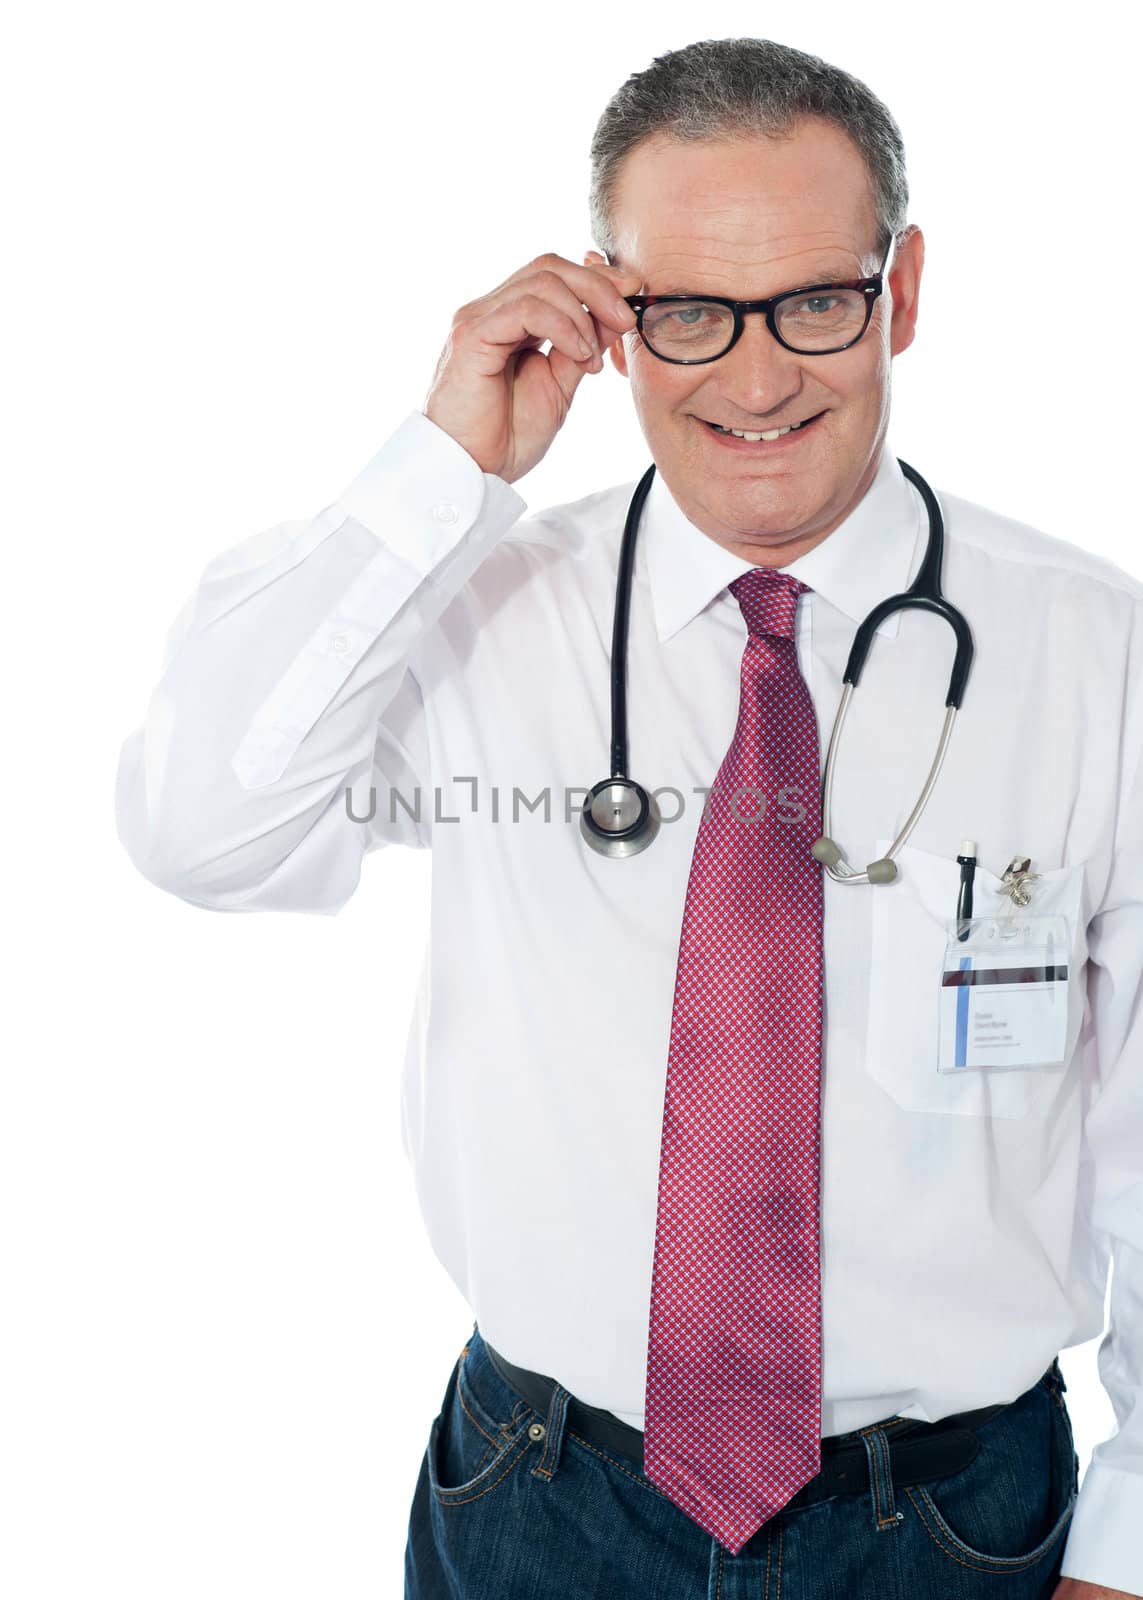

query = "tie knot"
[728,565,810,640]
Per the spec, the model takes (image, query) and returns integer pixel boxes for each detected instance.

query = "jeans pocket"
[903,1375,1077,1575]
[427,1330,539,1507]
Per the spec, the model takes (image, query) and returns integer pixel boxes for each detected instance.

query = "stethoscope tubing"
[608,461,657,778]
[582,456,974,874]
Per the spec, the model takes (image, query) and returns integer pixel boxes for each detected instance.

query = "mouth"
[696,409,827,449]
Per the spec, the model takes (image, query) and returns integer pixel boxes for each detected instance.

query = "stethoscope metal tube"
[580,456,974,878]
[813,693,959,883]
[810,459,973,883]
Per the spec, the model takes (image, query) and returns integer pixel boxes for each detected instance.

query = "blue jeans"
[405,1324,1079,1598]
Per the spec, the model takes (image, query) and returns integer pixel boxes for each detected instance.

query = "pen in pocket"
[956,839,977,942]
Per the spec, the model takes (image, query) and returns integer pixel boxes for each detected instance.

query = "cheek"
[628,353,704,414]
[816,347,886,411]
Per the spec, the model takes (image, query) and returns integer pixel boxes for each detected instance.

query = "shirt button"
[432,500,459,525]
[330,631,351,657]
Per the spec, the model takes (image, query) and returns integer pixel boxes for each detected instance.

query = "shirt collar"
[643,442,923,643]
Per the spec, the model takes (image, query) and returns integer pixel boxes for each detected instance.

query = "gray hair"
[588,38,908,269]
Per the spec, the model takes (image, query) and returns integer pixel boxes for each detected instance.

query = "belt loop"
[859,1424,904,1532]
[528,1378,572,1483]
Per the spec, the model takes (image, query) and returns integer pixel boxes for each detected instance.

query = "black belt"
[483,1336,1054,1511]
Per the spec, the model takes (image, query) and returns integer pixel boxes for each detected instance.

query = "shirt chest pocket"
[863,841,1088,1119]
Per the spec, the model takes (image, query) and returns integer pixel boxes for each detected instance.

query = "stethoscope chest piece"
[580,778,661,858]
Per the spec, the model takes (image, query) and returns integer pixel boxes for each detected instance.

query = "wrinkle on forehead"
[609,122,879,292]
[620,229,872,297]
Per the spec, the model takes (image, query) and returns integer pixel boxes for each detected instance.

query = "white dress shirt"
[115,408,1143,1592]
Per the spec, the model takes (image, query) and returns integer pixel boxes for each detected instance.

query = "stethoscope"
[579,459,974,884]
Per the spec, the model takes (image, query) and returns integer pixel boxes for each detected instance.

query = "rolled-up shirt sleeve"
[114,410,527,913]
[1058,612,1143,1592]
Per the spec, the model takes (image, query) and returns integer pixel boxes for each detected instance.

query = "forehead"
[610,118,877,287]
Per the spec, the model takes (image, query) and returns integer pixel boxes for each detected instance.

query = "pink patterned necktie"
[643,565,825,1556]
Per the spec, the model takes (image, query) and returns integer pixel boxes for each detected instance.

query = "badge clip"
[1000,855,1040,913]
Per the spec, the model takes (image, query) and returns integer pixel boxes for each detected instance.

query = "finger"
[580,257,641,350]
[546,338,596,402]
[520,269,611,362]
[592,311,631,351]
[583,250,642,293]
[522,254,639,344]
[474,292,600,370]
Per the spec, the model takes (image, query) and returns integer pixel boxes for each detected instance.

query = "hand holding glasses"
[422,253,640,483]
[620,235,896,363]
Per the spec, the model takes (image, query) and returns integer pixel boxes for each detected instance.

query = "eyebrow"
[650,266,861,297]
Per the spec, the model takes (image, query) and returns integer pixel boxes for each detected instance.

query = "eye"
[797,294,841,315]
[776,288,866,344]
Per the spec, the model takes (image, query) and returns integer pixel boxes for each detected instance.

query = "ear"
[889,224,924,358]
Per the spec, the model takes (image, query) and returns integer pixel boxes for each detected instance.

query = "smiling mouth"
[699,410,827,440]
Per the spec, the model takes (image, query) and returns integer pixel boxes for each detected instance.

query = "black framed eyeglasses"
[621,235,896,363]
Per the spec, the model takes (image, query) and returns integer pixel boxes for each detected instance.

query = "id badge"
[937,914,1069,1072]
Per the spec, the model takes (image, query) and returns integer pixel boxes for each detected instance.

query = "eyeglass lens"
[640,288,870,358]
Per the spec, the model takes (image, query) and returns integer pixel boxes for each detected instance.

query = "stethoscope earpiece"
[812,837,898,884]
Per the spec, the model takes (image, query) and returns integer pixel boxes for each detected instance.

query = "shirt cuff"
[334,408,527,576]
[1058,1462,1143,1593]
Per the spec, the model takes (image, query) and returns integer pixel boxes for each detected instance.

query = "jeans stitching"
[461,1344,535,1445]
[904,1483,1074,1573]
[875,1433,900,1530]
[532,1389,569,1481]
[565,1430,674,1503]
[431,1431,534,1507]
[456,1357,499,1449]
[434,1350,536,1503]
[859,1425,885,1521]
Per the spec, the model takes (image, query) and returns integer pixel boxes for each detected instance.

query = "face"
[591,117,924,565]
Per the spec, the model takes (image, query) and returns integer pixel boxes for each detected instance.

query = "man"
[115,36,1142,1600]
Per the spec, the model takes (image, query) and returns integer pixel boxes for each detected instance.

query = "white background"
[4,2,1139,1595]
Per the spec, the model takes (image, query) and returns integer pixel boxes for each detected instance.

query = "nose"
[713,311,804,417]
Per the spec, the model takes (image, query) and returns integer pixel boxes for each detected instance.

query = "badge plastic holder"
[937,913,1070,1073]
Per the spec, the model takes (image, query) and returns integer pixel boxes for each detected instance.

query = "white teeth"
[711,419,805,440]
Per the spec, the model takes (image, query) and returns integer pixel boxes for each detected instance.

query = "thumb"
[582,251,639,354]
[546,340,596,403]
